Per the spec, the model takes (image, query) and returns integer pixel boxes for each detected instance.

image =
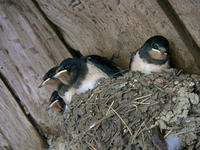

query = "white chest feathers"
[76,62,108,94]
[62,88,75,104]
[61,62,108,104]
[131,52,169,74]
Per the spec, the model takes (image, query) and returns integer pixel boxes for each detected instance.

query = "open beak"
[54,69,68,78]
[38,78,50,88]
[152,48,167,55]
[38,84,43,88]
[48,100,60,108]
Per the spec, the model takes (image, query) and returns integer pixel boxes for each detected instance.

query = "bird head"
[48,91,66,112]
[139,35,169,65]
[54,58,83,84]
[38,66,60,88]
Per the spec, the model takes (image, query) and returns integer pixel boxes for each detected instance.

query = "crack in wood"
[0,129,13,150]
[0,71,49,148]
[157,0,200,70]
[32,0,83,58]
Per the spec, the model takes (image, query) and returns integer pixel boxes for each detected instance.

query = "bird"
[38,66,61,89]
[130,35,170,74]
[48,91,67,112]
[53,55,122,104]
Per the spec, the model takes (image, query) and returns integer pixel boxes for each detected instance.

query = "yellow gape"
[55,69,68,77]
[42,78,51,85]
[151,48,160,53]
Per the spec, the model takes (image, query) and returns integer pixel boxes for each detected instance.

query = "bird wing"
[86,55,122,77]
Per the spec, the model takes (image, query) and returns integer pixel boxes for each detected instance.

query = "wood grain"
[168,0,200,48]
[0,79,46,150]
[0,1,71,132]
[35,0,200,73]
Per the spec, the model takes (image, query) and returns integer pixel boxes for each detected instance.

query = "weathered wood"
[0,132,12,150]
[168,0,200,48]
[35,0,200,73]
[0,79,46,150]
[0,1,71,133]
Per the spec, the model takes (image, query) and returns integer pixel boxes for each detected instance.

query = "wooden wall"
[0,0,200,149]
[35,0,200,73]
[0,1,71,149]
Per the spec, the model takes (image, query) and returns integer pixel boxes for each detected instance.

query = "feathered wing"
[85,55,122,77]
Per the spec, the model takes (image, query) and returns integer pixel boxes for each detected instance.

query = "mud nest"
[48,69,200,150]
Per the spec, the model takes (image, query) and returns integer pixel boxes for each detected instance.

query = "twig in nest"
[132,97,150,106]
[131,120,146,143]
[154,85,164,92]
[132,104,138,110]
[176,69,183,76]
[162,69,183,88]
[106,101,114,116]
[88,93,95,101]
[110,107,133,136]
[164,129,173,138]
[89,101,115,130]
[176,129,198,135]
[140,111,161,132]
[141,132,148,150]
[134,94,152,101]
[132,102,150,105]
[88,113,114,130]
[105,91,123,104]
[85,141,97,150]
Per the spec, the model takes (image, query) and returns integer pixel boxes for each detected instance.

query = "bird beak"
[38,78,50,88]
[48,100,60,108]
[152,48,160,53]
[54,69,68,78]
[38,84,43,88]
[152,48,167,55]
[160,50,167,55]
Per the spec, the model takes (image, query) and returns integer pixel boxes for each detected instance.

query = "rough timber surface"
[0,1,71,134]
[168,0,200,48]
[0,79,46,150]
[1,0,200,149]
[47,69,200,150]
[36,0,200,73]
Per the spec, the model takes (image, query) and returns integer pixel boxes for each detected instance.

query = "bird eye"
[152,43,158,49]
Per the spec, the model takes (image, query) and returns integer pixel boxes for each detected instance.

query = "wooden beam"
[0,1,71,133]
[168,0,200,48]
[0,79,46,150]
[35,0,200,73]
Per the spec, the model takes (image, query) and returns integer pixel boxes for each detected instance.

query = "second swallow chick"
[48,91,67,112]
[130,35,170,74]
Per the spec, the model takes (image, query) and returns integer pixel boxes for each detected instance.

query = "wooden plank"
[0,1,71,132]
[0,132,12,150]
[0,79,46,150]
[35,0,200,73]
[168,0,200,48]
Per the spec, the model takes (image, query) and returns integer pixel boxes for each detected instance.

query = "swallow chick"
[54,56,122,103]
[48,91,67,112]
[130,35,169,74]
[38,66,61,89]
